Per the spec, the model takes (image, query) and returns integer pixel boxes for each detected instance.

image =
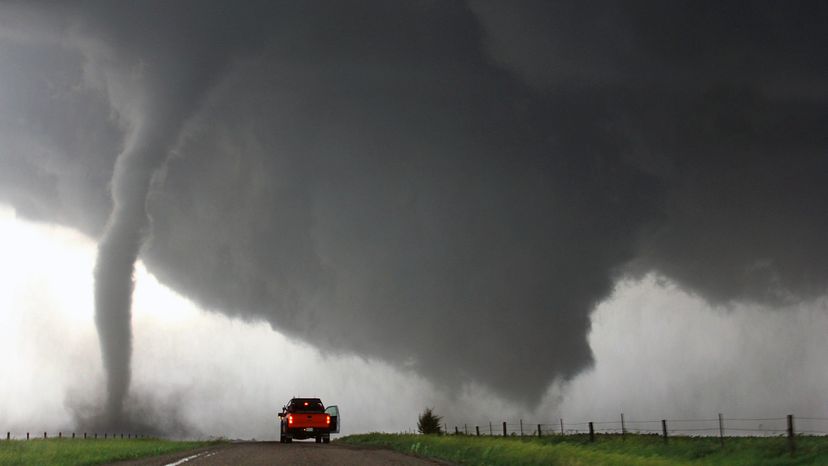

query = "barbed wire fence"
[435,414,828,455]
[3,431,148,441]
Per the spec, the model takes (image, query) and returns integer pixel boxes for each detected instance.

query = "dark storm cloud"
[0,37,115,233]
[472,0,828,304]
[0,0,826,421]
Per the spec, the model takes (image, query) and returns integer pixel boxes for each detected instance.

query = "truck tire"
[315,436,321,443]
[323,436,330,444]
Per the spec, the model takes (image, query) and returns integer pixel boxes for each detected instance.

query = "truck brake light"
[326,415,330,425]
[288,414,293,425]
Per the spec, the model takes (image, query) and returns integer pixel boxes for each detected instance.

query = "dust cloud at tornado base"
[0,1,826,433]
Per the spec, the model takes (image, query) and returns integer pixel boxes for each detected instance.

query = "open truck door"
[325,405,340,433]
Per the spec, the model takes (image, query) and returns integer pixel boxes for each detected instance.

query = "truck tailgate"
[288,413,329,429]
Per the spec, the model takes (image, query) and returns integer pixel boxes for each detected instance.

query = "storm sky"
[1,1,827,436]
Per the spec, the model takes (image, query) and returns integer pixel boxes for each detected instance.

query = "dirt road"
[112,441,451,466]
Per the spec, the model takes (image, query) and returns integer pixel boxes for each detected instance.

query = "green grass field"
[0,438,216,466]
[339,433,828,465]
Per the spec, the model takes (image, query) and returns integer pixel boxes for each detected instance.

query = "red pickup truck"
[278,397,339,443]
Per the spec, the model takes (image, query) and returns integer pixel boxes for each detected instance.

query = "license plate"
[304,428,314,432]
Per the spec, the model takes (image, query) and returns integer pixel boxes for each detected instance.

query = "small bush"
[417,408,443,435]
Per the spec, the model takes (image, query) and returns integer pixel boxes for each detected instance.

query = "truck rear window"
[290,399,324,413]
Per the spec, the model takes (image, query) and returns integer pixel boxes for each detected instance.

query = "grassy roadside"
[338,433,828,465]
[0,438,219,466]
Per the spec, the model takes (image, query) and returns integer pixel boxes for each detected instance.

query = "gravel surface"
[109,441,451,466]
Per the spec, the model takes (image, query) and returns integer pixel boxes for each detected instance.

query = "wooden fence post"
[84,433,87,439]
[26,433,29,440]
[588,422,595,442]
[538,424,542,437]
[787,414,795,456]
[560,418,564,435]
[520,419,524,436]
[502,421,507,436]
[621,413,626,440]
[476,426,480,436]
[489,422,493,435]
[44,432,47,439]
[662,420,668,443]
[454,426,459,435]
[59,432,62,439]
[464,424,468,435]
[6,432,9,440]
[718,413,724,447]
[72,433,75,439]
